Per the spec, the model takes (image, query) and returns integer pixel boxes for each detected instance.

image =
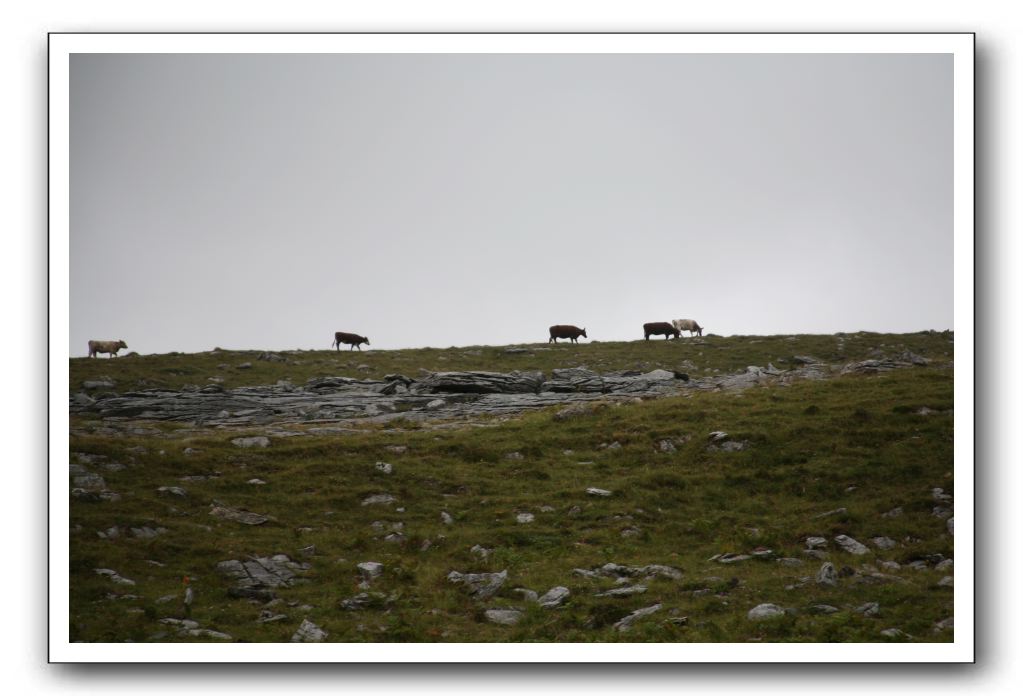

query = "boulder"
[747,603,785,621]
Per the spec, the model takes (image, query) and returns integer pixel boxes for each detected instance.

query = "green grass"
[68,332,955,642]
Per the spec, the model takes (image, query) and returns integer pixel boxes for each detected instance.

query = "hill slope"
[67,332,955,643]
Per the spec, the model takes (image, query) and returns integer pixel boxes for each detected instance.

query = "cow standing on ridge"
[88,339,127,358]
[643,322,680,340]
[672,319,704,337]
[332,332,370,351]
[548,325,588,344]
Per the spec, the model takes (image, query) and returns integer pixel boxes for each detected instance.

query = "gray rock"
[426,399,446,410]
[586,487,612,497]
[933,617,954,632]
[937,576,954,587]
[595,585,647,598]
[447,569,508,600]
[94,568,135,586]
[361,494,396,506]
[83,379,116,389]
[247,478,267,485]
[385,445,408,454]
[290,618,327,642]
[932,487,953,501]
[73,473,107,491]
[715,553,752,564]
[947,517,954,535]
[871,536,897,550]
[129,526,166,539]
[257,610,289,624]
[882,506,904,518]
[816,562,838,586]
[158,486,188,498]
[814,507,847,519]
[505,451,525,461]
[878,560,901,571]
[384,532,406,543]
[657,439,677,453]
[71,488,120,502]
[470,545,492,559]
[805,536,828,549]
[484,609,523,626]
[880,628,911,639]
[232,436,270,448]
[512,588,539,602]
[777,557,804,567]
[516,513,535,524]
[855,602,880,617]
[932,506,953,519]
[538,586,571,608]
[72,392,96,406]
[339,592,389,611]
[217,554,309,600]
[441,511,454,525]
[935,558,954,572]
[374,461,393,474]
[834,535,870,555]
[209,503,269,525]
[614,604,662,632]
[358,562,384,581]
[807,604,840,615]
[747,603,785,621]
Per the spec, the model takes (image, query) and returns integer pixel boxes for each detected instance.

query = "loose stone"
[834,535,870,555]
[614,604,662,632]
[747,603,785,621]
[290,618,328,642]
[232,436,270,448]
[484,609,523,626]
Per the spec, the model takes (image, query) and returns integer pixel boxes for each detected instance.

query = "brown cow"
[548,325,588,344]
[88,339,127,357]
[332,331,370,351]
[643,322,680,340]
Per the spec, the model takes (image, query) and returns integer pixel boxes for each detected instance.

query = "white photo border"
[49,31,974,664]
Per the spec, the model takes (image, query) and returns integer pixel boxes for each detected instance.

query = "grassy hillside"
[67,332,955,643]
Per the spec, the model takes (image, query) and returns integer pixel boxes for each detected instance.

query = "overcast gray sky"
[70,52,952,355]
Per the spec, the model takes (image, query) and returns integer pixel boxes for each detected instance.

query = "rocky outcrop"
[68,358,927,429]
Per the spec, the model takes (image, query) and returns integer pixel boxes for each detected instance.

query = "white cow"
[671,319,703,337]
[88,339,127,358]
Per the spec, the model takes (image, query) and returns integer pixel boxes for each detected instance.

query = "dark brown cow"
[332,331,370,351]
[643,322,680,340]
[548,325,588,344]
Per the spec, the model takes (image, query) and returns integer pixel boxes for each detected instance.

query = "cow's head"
[118,340,128,349]
[581,328,588,339]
